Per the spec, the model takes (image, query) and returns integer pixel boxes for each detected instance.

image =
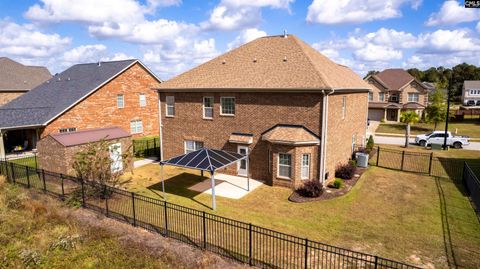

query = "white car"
[415,131,470,149]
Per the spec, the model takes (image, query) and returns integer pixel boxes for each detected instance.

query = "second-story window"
[390,94,398,102]
[408,93,419,102]
[203,96,214,119]
[368,92,373,101]
[117,94,124,108]
[220,97,235,116]
[165,96,175,117]
[379,92,385,102]
[139,93,146,107]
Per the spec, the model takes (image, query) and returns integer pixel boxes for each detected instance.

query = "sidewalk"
[134,157,159,168]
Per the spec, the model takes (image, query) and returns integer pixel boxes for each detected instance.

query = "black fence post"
[104,185,109,217]
[164,201,168,236]
[376,146,380,166]
[42,169,47,192]
[374,255,378,269]
[60,174,65,200]
[80,179,86,207]
[249,223,253,266]
[147,139,150,157]
[34,154,38,169]
[428,153,433,175]
[203,211,207,249]
[10,162,15,184]
[132,192,137,227]
[25,166,30,188]
[304,238,309,269]
[400,150,405,171]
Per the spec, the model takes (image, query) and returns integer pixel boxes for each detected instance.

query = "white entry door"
[237,145,248,177]
[109,143,123,173]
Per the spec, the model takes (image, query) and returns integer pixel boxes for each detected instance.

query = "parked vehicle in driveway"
[415,131,470,149]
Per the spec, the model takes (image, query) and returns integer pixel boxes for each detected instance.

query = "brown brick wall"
[161,92,323,186]
[0,91,25,106]
[325,92,368,180]
[38,136,133,177]
[42,63,160,138]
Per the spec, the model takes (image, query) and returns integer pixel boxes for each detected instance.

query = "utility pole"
[443,74,452,150]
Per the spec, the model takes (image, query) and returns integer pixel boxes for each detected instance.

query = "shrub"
[297,180,323,198]
[348,159,357,167]
[380,118,385,123]
[366,135,374,150]
[329,178,343,189]
[335,163,355,180]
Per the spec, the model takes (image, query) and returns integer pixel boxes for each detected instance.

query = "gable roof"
[50,127,131,147]
[159,35,371,91]
[0,57,51,92]
[464,81,480,89]
[0,59,161,129]
[160,148,246,172]
[261,124,320,145]
[370,69,428,92]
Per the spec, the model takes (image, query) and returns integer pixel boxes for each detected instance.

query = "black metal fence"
[463,163,480,213]
[133,137,160,159]
[0,160,420,269]
[7,155,38,169]
[368,146,479,181]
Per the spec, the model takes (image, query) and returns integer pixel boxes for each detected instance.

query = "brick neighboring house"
[0,59,161,158]
[0,57,51,106]
[158,34,370,187]
[365,69,429,122]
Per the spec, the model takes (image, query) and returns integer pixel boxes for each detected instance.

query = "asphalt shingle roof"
[159,35,371,91]
[0,59,137,129]
[0,57,51,91]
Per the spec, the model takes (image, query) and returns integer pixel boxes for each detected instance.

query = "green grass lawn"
[376,119,480,138]
[9,156,37,168]
[122,165,480,268]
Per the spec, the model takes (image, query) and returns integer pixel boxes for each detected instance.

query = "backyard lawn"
[376,120,480,138]
[122,165,480,268]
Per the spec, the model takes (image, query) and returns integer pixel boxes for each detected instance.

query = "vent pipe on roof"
[222,59,226,64]
[283,29,288,38]
[97,61,101,67]
[283,56,287,62]
[253,57,257,63]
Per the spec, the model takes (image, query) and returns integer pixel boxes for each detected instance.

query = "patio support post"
[397,108,401,122]
[0,130,5,160]
[383,109,387,121]
[210,170,216,211]
[161,164,166,200]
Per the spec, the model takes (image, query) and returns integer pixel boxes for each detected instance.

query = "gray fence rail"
[0,160,421,269]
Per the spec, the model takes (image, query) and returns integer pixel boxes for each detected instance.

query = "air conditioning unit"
[356,153,369,168]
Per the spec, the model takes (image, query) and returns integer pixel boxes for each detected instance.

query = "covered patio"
[159,148,254,210]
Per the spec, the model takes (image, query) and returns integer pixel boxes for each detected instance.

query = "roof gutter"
[156,87,370,93]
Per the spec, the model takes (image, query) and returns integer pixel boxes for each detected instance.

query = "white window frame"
[59,127,77,133]
[277,153,292,179]
[203,96,214,119]
[408,93,419,102]
[379,92,385,102]
[184,140,204,154]
[342,96,346,120]
[139,93,146,107]
[165,96,175,117]
[130,119,143,134]
[300,154,310,180]
[220,97,235,116]
[117,94,124,108]
[368,92,373,102]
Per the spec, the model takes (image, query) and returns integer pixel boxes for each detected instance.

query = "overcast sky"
[1,0,479,79]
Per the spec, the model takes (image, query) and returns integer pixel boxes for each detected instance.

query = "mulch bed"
[288,167,368,203]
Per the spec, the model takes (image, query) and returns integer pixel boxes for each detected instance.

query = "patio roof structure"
[159,148,248,210]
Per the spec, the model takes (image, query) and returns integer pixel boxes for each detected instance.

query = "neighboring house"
[365,69,429,122]
[0,57,51,106]
[158,34,370,188]
[462,81,480,106]
[0,59,162,158]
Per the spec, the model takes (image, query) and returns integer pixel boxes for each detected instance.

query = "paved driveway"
[374,135,480,151]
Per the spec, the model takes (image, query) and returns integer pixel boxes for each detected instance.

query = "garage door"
[368,109,384,121]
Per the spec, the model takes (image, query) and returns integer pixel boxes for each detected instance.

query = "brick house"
[158,34,370,187]
[0,57,51,106]
[364,69,429,122]
[0,59,161,158]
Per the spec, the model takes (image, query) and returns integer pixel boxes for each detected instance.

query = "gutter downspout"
[319,89,334,183]
[157,91,164,160]
[0,130,5,160]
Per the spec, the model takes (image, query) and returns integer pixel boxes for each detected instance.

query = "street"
[373,135,480,151]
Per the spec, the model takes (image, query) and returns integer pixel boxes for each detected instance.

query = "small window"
[408,93,419,102]
[220,97,235,116]
[185,140,204,154]
[390,94,398,102]
[379,93,385,102]
[139,93,146,107]
[278,153,292,179]
[165,96,175,117]
[203,96,214,119]
[342,96,346,120]
[368,92,373,102]
[117,94,124,108]
[59,127,77,133]
[130,120,143,134]
[301,154,310,180]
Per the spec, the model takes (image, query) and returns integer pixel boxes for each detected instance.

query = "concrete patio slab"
[134,157,159,168]
[188,173,263,199]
